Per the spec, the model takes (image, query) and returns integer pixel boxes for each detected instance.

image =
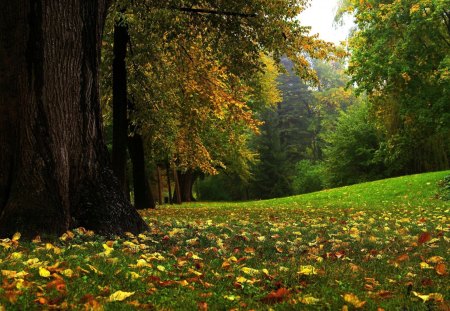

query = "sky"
[299,0,354,44]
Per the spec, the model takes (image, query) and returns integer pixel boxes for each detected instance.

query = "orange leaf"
[435,263,448,276]
[396,254,409,262]
[198,301,208,311]
[418,232,431,244]
[261,288,290,304]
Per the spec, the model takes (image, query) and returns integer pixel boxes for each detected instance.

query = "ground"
[0,171,449,310]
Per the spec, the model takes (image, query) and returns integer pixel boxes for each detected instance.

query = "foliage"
[322,102,387,187]
[101,0,336,178]
[345,0,450,173]
[0,171,448,309]
[292,160,324,194]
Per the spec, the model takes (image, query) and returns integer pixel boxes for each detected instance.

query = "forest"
[0,0,449,309]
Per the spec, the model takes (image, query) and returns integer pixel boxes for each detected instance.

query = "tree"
[345,0,450,173]
[322,102,386,187]
[0,1,147,238]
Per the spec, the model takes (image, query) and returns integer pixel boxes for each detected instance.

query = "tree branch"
[169,6,257,18]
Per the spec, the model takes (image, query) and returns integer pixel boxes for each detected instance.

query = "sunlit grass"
[0,170,449,310]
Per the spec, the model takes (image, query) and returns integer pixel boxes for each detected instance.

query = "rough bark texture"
[111,16,128,192]
[0,0,147,238]
[128,133,155,209]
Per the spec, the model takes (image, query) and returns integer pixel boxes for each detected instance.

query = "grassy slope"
[0,171,449,310]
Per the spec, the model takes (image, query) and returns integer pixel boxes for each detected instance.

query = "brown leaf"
[377,290,393,299]
[418,232,431,244]
[261,288,290,304]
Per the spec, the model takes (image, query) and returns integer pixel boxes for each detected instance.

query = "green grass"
[0,170,449,310]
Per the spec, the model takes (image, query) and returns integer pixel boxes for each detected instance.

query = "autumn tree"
[102,0,335,203]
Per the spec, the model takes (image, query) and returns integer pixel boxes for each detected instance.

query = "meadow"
[0,171,449,310]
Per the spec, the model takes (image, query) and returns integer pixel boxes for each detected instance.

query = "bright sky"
[300,0,354,44]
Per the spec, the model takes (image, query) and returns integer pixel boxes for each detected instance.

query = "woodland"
[0,0,449,309]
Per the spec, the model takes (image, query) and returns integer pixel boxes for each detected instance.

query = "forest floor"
[0,171,449,310]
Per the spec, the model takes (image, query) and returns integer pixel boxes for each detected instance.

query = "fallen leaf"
[300,295,320,304]
[298,265,318,275]
[343,293,366,308]
[261,288,290,304]
[109,290,135,302]
[240,267,260,276]
[418,232,431,244]
[39,267,51,278]
[198,301,208,311]
[427,256,445,264]
[435,263,447,276]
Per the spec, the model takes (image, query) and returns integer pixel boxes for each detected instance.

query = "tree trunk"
[0,1,147,238]
[128,133,155,209]
[111,13,129,193]
[156,166,163,205]
[165,161,173,204]
[177,170,196,202]
[173,168,182,204]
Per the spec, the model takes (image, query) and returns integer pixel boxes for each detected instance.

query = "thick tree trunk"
[176,170,196,202]
[0,1,147,238]
[111,14,129,192]
[128,133,155,209]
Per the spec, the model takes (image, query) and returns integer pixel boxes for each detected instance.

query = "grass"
[0,170,449,310]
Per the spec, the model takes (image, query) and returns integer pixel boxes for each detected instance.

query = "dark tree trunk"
[173,168,182,204]
[128,133,155,209]
[111,13,129,192]
[176,170,196,202]
[0,1,147,238]
[156,166,163,205]
[165,161,173,204]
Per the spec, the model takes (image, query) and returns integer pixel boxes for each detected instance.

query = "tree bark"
[0,0,147,238]
[111,13,129,193]
[128,133,155,209]
[173,168,182,204]
[176,170,196,202]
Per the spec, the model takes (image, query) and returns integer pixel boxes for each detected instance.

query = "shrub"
[292,160,325,194]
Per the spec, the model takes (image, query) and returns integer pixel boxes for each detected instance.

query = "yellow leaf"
[135,259,150,268]
[178,280,189,286]
[240,267,260,276]
[10,252,22,260]
[12,232,21,242]
[101,243,114,256]
[129,272,141,279]
[109,290,135,302]
[39,267,51,278]
[26,258,40,266]
[235,276,248,284]
[420,262,433,269]
[62,269,73,278]
[427,256,444,264]
[87,264,103,275]
[157,265,166,272]
[224,295,240,301]
[343,293,366,308]
[298,265,318,275]
[300,295,320,304]
[412,291,430,302]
